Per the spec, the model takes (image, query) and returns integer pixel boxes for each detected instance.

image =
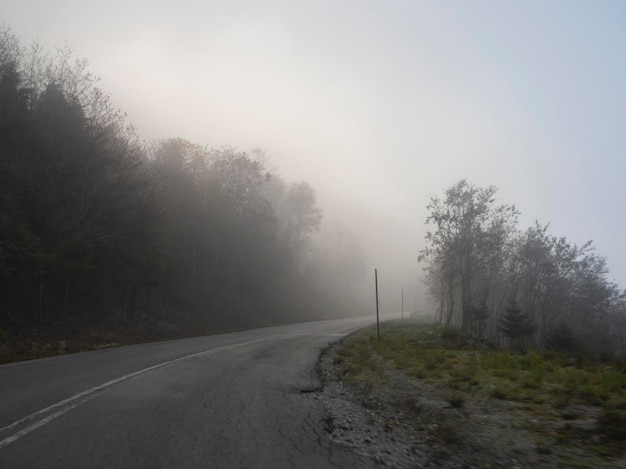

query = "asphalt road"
[0,316,381,468]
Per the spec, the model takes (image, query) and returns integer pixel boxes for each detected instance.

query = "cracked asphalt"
[0,317,382,469]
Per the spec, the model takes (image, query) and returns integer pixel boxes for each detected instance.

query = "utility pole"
[401,289,404,321]
[375,268,380,338]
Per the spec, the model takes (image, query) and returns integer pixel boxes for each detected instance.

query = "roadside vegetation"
[420,180,626,359]
[333,320,626,466]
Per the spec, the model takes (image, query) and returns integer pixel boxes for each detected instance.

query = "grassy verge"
[333,320,626,464]
[0,322,166,364]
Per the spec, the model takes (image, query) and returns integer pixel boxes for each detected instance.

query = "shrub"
[546,323,581,353]
[447,392,465,408]
[440,325,463,342]
[0,328,9,345]
[491,388,510,400]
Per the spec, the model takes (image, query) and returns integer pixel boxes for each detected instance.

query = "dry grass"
[334,320,626,462]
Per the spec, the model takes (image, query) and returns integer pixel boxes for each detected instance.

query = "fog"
[4,0,626,314]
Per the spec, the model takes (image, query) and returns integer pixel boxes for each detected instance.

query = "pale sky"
[2,0,626,304]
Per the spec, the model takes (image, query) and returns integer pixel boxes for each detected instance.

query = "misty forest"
[1,27,626,359]
[0,28,367,347]
[419,180,626,357]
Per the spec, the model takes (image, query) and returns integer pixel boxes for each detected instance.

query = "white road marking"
[0,322,352,449]
[0,335,274,449]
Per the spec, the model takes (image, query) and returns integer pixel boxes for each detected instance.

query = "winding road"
[0,317,380,468]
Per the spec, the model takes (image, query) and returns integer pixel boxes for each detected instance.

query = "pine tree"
[499,299,536,348]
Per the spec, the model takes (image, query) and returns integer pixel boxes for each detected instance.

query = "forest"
[0,28,367,350]
[2,24,625,360]
[419,179,626,356]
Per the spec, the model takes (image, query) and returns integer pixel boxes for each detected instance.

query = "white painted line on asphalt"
[0,321,352,450]
[0,398,90,449]
[0,335,278,449]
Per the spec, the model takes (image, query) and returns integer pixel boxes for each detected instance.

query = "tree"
[419,180,626,354]
[0,58,33,286]
[0,30,162,325]
[419,179,518,332]
[206,147,273,286]
[0,25,369,339]
[499,299,537,350]
[265,177,322,266]
[151,138,208,282]
[469,300,491,338]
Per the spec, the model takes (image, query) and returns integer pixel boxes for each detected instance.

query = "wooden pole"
[375,268,380,338]
[402,289,404,321]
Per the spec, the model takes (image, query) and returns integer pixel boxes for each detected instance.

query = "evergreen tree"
[499,299,536,349]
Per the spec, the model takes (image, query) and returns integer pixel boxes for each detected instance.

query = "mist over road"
[0,317,383,468]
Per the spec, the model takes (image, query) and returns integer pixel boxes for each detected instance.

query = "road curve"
[0,316,380,468]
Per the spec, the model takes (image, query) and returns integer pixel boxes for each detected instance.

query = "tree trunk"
[38,271,45,323]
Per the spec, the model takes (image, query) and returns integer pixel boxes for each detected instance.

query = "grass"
[334,320,626,459]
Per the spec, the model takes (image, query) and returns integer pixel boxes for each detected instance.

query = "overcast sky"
[3,0,626,304]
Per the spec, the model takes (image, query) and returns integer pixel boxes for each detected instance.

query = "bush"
[440,325,463,341]
[0,328,9,345]
[447,392,465,408]
[546,323,581,353]
[57,340,67,353]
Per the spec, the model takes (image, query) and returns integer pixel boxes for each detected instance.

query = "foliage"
[0,27,367,344]
[0,328,8,345]
[419,179,519,332]
[499,299,537,349]
[0,30,159,326]
[440,325,464,342]
[546,323,581,353]
[420,180,626,356]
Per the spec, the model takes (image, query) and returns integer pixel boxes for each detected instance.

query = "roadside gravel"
[316,340,626,469]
